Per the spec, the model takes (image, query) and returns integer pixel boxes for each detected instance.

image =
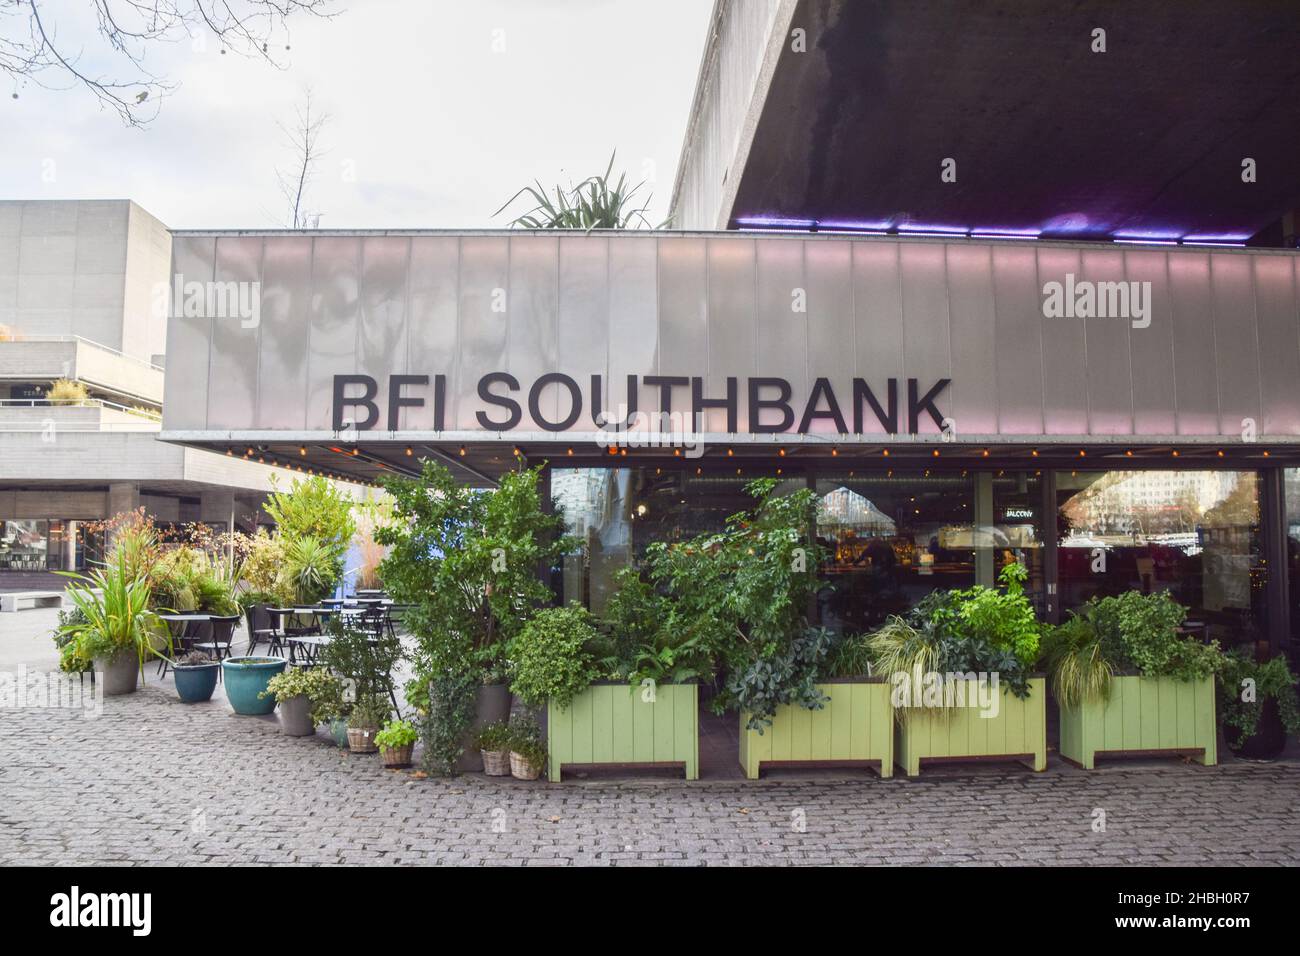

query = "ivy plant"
[1217,649,1300,747]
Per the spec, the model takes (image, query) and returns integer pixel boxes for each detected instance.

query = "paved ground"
[3,608,1300,866]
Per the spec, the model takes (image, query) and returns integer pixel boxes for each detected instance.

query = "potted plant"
[376,718,419,768]
[737,628,894,780]
[173,650,220,703]
[376,460,573,773]
[877,564,1047,777]
[507,713,546,781]
[261,667,343,737]
[1217,649,1300,759]
[347,694,390,753]
[1042,590,1223,769]
[476,720,512,776]
[221,656,288,716]
[58,551,169,696]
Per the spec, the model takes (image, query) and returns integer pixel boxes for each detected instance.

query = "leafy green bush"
[264,475,356,556]
[643,478,826,717]
[507,712,546,767]
[475,720,512,752]
[1039,612,1113,707]
[727,627,838,732]
[375,718,419,751]
[596,566,708,685]
[347,693,391,731]
[1217,650,1300,747]
[509,603,600,710]
[279,535,341,604]
[1085,590,1221,681]
[261,667,346,724]
[58,552,169,671]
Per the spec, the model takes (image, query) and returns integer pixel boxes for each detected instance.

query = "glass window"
[987,471,1046,613]
[1285,469,1300,666]
[0,519,50,571]
[1056,470,1264,653]
[815,471,975,633]
[551,467,804,616]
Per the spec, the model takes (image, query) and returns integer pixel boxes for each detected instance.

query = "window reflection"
[815,472,975,632]
[1057,470,1264,652]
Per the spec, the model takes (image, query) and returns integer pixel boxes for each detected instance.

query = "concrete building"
[0,200,364,578]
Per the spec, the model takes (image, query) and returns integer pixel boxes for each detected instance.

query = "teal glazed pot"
[222,657,287,715]
[174,663,220,703]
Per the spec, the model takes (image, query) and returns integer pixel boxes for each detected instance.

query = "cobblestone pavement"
[3,673,1299,866]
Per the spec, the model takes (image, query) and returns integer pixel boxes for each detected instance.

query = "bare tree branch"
[276,87,328,229]
[1,0,337,126]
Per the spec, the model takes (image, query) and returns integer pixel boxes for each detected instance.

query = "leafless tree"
[276,88,327,229]
[1,1,336,126]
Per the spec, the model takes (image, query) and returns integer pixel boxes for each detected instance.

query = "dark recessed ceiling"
[732,0,1300,243]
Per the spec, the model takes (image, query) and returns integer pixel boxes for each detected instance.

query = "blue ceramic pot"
[222,657,286,715]
[174,663,219,703]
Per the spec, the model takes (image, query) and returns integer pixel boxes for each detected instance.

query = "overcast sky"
[1,0,712,230]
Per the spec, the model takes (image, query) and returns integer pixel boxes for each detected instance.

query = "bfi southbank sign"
[332,373,952,437]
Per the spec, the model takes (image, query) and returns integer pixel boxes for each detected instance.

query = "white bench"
[0,591,63,612]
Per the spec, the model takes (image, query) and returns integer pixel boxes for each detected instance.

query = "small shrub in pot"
[507,713,546,781]
[475,720,512,777]
[376,718,418,768]
[346,694,390,753]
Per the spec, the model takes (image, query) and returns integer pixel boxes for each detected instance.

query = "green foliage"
[506,712,546,767]
[595,566,708,685]
[475,720,512,752]
[825,632,874,678]
[58,551,169,673]
[261,667,346,724]
[1040,613,1114,708]
[643,478,826,715]
[419,671,479,777]
[508,603,600,710]
[52,606,92,673]
[942,563,1041,667]
[279,535,342,604]
[264,475,356,555]
[376,459,572,681]
[867,566,1042,703]
[1217,650,1300,747]
[151,547,238,615]
[375,718,419,751]
[347,693,391,730]
[236,529,289,603]
[319,616,403,706]
[495,151,668,230]
[1086,590,1222,681]
[727,627,838,732]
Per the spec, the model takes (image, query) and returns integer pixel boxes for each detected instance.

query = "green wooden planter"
[1058,674,1216,769]
[740,679,893,779]
[547,682,698,782]
[894,676,1047,777]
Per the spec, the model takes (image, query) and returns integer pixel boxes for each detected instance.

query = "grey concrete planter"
[278,694,315,737]
[95,651,140,696]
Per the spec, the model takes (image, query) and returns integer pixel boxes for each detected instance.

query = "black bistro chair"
[243,604,284,657]
[195,615,241,672]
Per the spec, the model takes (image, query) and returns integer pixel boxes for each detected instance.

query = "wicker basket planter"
[510,751,543,780]
[482,749,511,776]
[380,743,415,768]
[347,726,379,753]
